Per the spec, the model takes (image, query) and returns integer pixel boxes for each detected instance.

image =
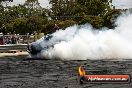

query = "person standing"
[52,24,59,32]
[0,33,3,45]
[0,24,6,44]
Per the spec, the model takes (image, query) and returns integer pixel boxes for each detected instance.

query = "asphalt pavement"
[0,56,132,88]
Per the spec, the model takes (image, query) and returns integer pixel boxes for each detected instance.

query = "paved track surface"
[0,56,132,88]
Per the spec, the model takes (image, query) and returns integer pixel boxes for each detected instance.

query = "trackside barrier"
[0,44,28,54]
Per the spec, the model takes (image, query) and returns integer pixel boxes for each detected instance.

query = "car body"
[27,26,80,58]
[27,32,70,58]
[27,34,57,57]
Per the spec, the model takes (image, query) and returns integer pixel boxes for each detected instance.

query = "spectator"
[11,35,16,44]
[0,24,6,44]
[0,33,3,45]
[52,24,59,32]
[16,34,20,44]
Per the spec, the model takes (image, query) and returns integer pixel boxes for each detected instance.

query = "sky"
[2,0,132,9]
[2,0,51,9]
[112,0,132,9]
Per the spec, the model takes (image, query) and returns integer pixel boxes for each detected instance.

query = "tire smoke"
[40,12,132,60]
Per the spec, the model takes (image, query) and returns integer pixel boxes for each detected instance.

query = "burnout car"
[27,26,80,58]
[27,34,59,57]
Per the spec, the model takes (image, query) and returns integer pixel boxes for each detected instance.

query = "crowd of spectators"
[0,32,20,45]
[0,23,59,45]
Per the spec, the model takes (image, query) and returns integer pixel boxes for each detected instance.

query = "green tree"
[25,0,40,9]
[103,9,121,28]
[11,17,28,34]
[0,0,122,34]
[0,1,49,34]
[49,0,78,20]
[76,0,112,16]
[26,16,48,33]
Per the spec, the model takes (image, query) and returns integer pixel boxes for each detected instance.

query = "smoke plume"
[39,12,132,60]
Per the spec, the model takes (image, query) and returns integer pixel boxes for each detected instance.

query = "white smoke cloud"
[38,12,132,60]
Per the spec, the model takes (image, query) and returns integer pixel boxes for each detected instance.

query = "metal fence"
[0,33,44,54]
[0,44,28,52]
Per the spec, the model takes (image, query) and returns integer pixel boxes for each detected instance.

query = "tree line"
[0,0,121,34]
